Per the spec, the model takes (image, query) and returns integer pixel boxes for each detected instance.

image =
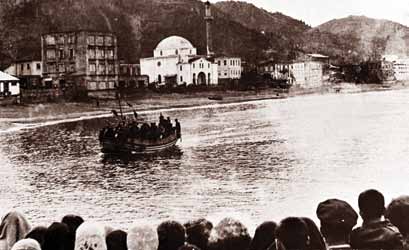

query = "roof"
[307,53,329,59]
[0,71,19,81]
[156,36,194,50]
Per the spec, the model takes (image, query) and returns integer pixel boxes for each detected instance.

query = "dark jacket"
[350,220,403,249]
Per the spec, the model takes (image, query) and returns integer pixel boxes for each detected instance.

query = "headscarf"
[10,239,41,250]
[249,221,277,250]
[157,221,186,250]
[0,211,31,250]
[75,222,107,250]
[25,227,47,249]
[127,225,158,250]
[300,218,326,250]
[106,230,127,250]
[43,222,70,250]
[61,215,84,250]
[208,218,251,250]
[184,219,213,250]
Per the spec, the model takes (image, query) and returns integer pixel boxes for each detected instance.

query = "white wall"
[153,47,197,58]
[0,81,20,96]
[141,56,179,83]
[216,57,242,79]
[393,59,409,81]
[290,62,323,88]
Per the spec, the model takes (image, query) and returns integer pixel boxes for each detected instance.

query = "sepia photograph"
[0,0,409,250]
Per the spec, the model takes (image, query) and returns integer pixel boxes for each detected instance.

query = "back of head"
[43,222,70,250]
[249,221,277,250]
[127,224,158,250]
[275,217,309,250]
[184,219,213,250]
[62,215,84,234]
[316,199,358,243]
[25,226,48,249]
[386,195,409,236]
[300,218,325,250]
[106,230,127,250]
[212,218,251,250]
[75,222,107,250]
[358,189,385,221]
[157,221,186,250]
[0,211,31,249]
[178,243,201,250]
[11,239,41,250]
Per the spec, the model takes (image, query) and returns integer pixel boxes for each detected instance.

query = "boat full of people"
[99,113,181,154]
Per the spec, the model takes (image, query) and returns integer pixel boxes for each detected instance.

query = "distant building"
[4,60,43,89]
[119,63,148,89]
[140,36,218,86]
[215,57,242,84]
[290,61,323,88]
[392,59,409,81]
[0,71,20,97]
[41,30,118,91]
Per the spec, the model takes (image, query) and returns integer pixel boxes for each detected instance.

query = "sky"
[209,0,409,27]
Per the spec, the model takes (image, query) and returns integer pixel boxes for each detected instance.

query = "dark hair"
[61,215,84,250]
[106,230,128,250]
[275,217,309,250]
[43,222,70,250]
[249,221,277,250]
[157,221,186,250]
[358,189,385,220]
[300,218,326,250]
[178,243,201,250]
[184,218,213,250]
[25,226,48,249]
[385,195,409,236]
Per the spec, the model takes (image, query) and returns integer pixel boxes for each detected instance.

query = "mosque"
[140,1,219,86]
[140,36,218,86]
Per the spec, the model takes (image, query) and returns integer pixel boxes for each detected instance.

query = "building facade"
[392,59,409,81]
[140,36,218,86]
[41,30,118,91]
[290,61,323,88]
[4,60,43,88]
[0,71,20,97]
[119,63,149,89]
[215,57,242,80]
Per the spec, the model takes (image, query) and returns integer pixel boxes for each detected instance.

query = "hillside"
[0,0,271,68]
[314,15,409,61]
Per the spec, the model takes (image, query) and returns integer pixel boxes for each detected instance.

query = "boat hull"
[100,134,179,155]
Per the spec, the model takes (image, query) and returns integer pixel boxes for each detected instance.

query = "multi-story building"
[4,59,43,88]
[119,63,148,89]
[0,71,20,97]
[290,61,323,88]
[215,57,242,81]
[41,30,118,91]
[392,59,409,81]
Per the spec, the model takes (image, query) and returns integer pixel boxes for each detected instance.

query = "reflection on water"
[1,90,409,230]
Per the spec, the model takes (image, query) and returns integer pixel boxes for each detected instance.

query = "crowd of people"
[2,189,409,250]
[99,113,181,142]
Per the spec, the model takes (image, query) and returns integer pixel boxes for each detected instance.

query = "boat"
[208,95,223,101]
[99,131,180,155]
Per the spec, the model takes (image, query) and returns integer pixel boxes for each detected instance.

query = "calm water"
[1,90,409,231]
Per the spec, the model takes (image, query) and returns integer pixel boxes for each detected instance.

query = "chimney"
[204,1,214,57]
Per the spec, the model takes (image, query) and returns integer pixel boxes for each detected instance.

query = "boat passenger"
[275,217,310,250]
[350,189,403,249]
[249,221,277,250]
[127,225,158,250]
[184,219,212,250]
[25,226,47,249]
[386,196,409,250]
[175,119,181,139]
[157,221,185,250]
[43,222,70,250]
[0,211,31,250]
[208,218,251,250]
[61,215,84,250]
[106,230,127,250]
[74,222,107,250]
[10,239,40,250]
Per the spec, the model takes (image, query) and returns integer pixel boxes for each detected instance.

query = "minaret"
[204,1,214,57]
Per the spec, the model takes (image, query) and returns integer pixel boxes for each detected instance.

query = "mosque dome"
[155,36,194,50]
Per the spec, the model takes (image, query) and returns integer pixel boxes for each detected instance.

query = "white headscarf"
[10,239,41,250]
[0,212,31,250]
[74,222,107,250]
[127,225,158,250]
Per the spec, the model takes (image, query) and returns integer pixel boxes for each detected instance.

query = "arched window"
[157,61,161,67]
[208,73,211,84]
[193,73,196,85]
[158,74,162,83]
[175,49,178,55]
[160,50,163,56]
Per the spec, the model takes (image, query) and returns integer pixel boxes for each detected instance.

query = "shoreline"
[0,82,408,126]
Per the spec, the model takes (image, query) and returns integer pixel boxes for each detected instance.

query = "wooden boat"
[100,131,180,155]
[208,95,223,101]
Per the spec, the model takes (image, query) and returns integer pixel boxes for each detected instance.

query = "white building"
[4,60,43,88]
[0,71,20,96]
[393,59,409,81]
[290,61,323,88]
[140,36,218,86]
[215,57,242,79]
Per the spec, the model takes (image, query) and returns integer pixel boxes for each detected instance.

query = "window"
[217,61,221,66]
[96,36,104,46]
[88,81,97,90]
[108,64,115,74]
[180,65,182,71]
[46,49,56,59]
[36,63,41,70]
[45,35,55,45]
[98,63,106,74]
[193,63,195,69]
[180,76,183,82]
[175,49,178,55]
[208,73,211,84]
[58,64,65,73]
[47,63,56,73]
[224,60,227,66]
[158,75,162,83]
[88,49,96,59]
[69,49,74,59]
[160,50,163,56]
[20,64,23,71]
[157,61,161,67]
[208,63,210,68]
[108,81,115,89]
[88,36,95,45]
[68,35,75,44]
[193,73,196,84]
[58,49,64,59]
[89,64,96,73]
[27,64,30,70]
[69,63,75,72]
[11,82,17,86]
[57,36,65,44]
[105,36,113,46]
[107,49,114,59]
[99,82,106,90]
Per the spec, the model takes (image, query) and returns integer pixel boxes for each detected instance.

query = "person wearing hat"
[350,189,403,249]
[386,195,409,250]
[316,199,358,250]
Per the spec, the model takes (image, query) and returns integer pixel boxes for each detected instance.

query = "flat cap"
[316,199,358,228]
